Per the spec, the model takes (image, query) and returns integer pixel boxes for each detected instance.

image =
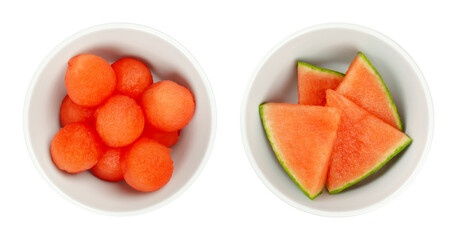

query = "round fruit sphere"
[122,138,173,192]
[112,57,153,99]
[50,123,104,174]
[142,124,180,148]
[60,95,95,126]
[95,95,145,147]
[65,54,116,107]
[141,80,195,132]
[91,148,124,182]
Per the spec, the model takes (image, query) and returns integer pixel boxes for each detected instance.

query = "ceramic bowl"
[24,23,217,215]
[241,23,433,216]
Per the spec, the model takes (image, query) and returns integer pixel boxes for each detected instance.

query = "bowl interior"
[25,24,215,214]
[242,24,432,216]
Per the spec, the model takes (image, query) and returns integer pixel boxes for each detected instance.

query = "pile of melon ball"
[50,54,195,192]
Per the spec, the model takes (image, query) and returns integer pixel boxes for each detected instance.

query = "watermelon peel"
[297,61,345,106]
[328,137,412,194]
[336,52,403,130]
[297,62,345,77]
[260,104,318,199]
[260,103,341,200]
[325,89,412,194]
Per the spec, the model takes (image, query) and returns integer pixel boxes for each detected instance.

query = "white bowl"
[23,23,217,215]
[241,23,433,217]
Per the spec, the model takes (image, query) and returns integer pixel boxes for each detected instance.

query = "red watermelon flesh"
[298,62,345,106]
[325,90,411,194]
[336,52,403,130]
[260,103,341,199]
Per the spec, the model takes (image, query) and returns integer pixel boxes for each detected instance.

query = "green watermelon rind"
[259,103,322,200]
[328,136,412,194]
[357,52,404,131]
[297,61,345,78]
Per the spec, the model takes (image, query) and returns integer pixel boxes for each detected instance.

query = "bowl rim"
[240,22,434,217]
[23,22,217,216]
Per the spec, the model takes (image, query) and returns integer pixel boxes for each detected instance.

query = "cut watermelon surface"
[325,90,411,194]
[297,62,345,106]
[336,52,403,130]
[260,103,341,199]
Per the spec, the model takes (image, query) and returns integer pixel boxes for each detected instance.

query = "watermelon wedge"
[260,103,341,199]
[325,90,412,194]
[298,62,345,106]
[336,52,403,130]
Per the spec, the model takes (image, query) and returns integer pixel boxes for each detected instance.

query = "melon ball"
[95,95,145,147]
[91,148,124,182]
[122,138,173,192]
[65,54,116,107]
[142,124,180,148]
[112,57,153,99]
[60,95,95,126]
[50,123,104,173]
[141,80,195,132]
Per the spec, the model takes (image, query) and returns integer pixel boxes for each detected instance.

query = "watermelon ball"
[65,54,116,107]
[112,57,153,99]
[122,138,173,192]
[141,80,195,132]
[50,122,104,174]
[91,148,124,182]
[60,95,95,127]
[142,124,180,147]
[95,95,145,147]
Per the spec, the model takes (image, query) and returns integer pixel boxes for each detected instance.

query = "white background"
[1,0,455,239]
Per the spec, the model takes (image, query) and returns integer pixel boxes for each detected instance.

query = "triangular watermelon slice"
[325,90,412,194]
[260,103,341,199]
[297,62,345,106]
[336,52,403,130]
